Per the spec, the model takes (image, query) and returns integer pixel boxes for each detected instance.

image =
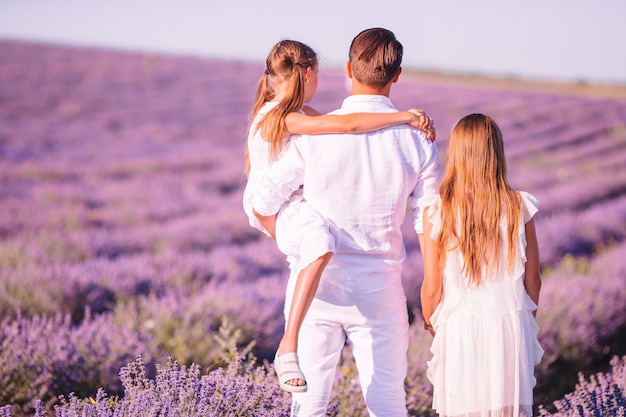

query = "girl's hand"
[408,109,436,141]
[424,321,435,336]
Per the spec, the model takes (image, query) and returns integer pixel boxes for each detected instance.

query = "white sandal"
[274,351,308,393]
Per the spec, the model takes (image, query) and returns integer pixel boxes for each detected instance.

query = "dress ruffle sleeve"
[514,191,540,313]
[519,191,539,224]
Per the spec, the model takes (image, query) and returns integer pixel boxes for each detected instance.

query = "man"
[253,28,441,416]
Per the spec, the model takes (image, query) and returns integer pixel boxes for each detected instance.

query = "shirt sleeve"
[252,139,306,216]
[410,138,441,234]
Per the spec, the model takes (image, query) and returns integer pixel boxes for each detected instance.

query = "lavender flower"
[538,355,626,416]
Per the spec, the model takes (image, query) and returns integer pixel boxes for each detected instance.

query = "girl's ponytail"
[245,40,318,175]
[245,70,276,176]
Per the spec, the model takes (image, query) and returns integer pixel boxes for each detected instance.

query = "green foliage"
[210,314,257,371]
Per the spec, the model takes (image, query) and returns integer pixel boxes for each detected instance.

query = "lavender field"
[1,40,625,416]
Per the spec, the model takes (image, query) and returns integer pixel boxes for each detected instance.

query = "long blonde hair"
[438,113,521,285]
[244,40,318,176]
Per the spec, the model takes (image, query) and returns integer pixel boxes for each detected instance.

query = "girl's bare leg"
[278,252,333,386]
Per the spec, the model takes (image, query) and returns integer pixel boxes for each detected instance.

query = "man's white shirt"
[253,95,440,293]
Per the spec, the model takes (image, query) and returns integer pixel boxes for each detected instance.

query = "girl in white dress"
[421,113,543,417]
[243,39,435,393]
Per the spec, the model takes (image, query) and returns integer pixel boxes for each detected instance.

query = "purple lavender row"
[0,312,154,416]
[0,345,622,416]
[536,240,626,371]
[3,239,624,415]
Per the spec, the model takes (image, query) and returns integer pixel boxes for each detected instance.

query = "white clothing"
[426,191,544,417]
[253,95,441,293]
[285,277,409,417]
[254,95,441,416]
[243,102,335,273]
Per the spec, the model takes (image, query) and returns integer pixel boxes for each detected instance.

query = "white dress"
[426,191,544,417]
[242,102,335,274]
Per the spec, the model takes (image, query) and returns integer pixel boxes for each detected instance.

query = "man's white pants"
[284,276,409,417]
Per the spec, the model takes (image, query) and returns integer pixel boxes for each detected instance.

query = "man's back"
[259,94,440,293]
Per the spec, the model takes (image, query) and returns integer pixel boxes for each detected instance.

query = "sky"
[1,0,625,85]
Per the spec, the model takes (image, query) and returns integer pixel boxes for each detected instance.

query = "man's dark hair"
[349,28,403,87]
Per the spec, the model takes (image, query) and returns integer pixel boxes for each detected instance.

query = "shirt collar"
[341,94,395,110]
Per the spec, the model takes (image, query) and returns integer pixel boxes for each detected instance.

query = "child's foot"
[274,351,307,393]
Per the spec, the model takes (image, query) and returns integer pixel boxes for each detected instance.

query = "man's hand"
[408,108,436,141]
